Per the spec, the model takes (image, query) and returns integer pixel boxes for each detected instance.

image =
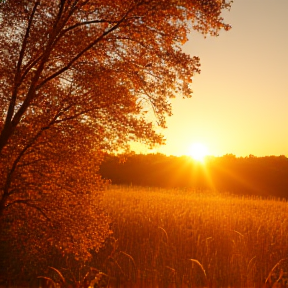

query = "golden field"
[97,185,288,288]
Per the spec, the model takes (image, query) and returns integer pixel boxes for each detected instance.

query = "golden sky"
[134,0,288,157]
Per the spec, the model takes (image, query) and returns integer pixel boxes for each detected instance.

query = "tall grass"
[97,185,288,288]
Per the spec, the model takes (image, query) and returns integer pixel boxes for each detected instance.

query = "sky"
[134,0,288,158]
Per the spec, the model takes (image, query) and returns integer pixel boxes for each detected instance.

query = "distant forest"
[100,153,288,198]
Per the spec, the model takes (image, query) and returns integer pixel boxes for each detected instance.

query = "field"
[94,185,288,288]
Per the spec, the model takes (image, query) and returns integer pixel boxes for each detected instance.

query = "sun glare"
[188,143,209,162]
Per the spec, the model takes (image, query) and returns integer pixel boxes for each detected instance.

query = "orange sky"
[134,0,288,157]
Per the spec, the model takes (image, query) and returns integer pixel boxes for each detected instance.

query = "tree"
[0,0,232,279]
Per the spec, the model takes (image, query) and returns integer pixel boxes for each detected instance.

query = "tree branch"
[6,199,50,221]
[62,19,118,35]
[0,1,40,153]
[37,4,139,90]
[2,109,64,201]
[15,0,40,87]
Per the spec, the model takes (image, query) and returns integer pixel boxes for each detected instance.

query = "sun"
[188,142,209,163]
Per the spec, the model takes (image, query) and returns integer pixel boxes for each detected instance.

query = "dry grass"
[100,185,288,288]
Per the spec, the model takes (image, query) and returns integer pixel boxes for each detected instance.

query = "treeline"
[100,153,288,198]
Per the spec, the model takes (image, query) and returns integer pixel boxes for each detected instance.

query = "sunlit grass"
[100,185,288,288]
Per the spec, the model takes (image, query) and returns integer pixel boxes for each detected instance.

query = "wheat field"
[96,185,288,288]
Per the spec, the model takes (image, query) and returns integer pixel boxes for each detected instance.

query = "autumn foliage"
[0,0,232,280]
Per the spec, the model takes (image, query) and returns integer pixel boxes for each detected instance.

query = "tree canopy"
[0,0,232,280]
